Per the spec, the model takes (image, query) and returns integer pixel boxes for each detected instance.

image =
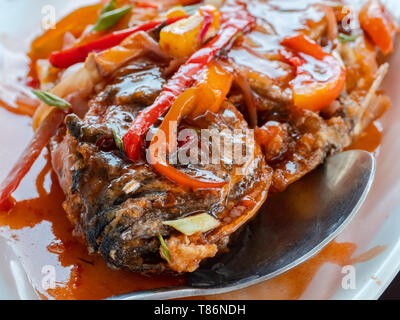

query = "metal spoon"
[109,150,375,300]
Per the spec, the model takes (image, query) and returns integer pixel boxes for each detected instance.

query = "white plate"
[0,0,399,300]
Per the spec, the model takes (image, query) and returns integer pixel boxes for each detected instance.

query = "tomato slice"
[359,0,397,55]
[281,34,346,112]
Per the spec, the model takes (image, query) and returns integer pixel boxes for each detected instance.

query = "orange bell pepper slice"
[148,88,225,190]
[28,4,102,62]
[156,88,198,154]
[190,62,233,118]
[359,0,397,55]
[148,63,233,190]
[159,5,220,59]
[155,62,232,155]
[150,156,226,190]
[281,34,346,112]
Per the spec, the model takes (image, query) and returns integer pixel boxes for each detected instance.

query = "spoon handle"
[107,286,207,300]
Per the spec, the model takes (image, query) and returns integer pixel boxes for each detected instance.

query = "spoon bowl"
[110,150,376,300]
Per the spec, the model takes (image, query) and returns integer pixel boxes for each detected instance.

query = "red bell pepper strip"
[122,8,255,161]
[49,16,187,69]
[134,1,160,9]
[281,34,346,112]
[359,0,397,55]
[282,34,327,60]
[0,109,66,210]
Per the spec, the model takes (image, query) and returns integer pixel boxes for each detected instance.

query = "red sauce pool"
[0,153,185,300]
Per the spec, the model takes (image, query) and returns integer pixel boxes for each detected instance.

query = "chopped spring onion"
[93,5,132,31]
[158,234,171,263]
[112,127,124,151]
[162,212,220,236]
[101,0,117,14]
[32,90,71,109]
[338,33,358,43]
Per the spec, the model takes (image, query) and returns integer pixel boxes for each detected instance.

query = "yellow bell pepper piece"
[159,5,220,58]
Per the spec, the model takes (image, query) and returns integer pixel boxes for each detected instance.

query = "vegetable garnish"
[160,5,220,58]
[147,63,231,189]
[134,1,159,9]
[149,95,225,188]
[162,213,220,236]
[123,6,255,162]
[188,62,233,118]
[92,5,132,32]
[149,100,226,190]
[32,90,71,110]
[151,153,226,190]
[0,109,66,210]
[49,16,187,69]
[112,127,124,151]
[28,3,103,62]
[100,0,117,14]
[158,234,171,263]
[155,63,232,150]
[359,0,397,55]
[153,88,198,154]
[338,33,358,43]
[280,34,346,111]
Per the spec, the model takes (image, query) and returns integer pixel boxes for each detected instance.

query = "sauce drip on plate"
[0,154,185,300]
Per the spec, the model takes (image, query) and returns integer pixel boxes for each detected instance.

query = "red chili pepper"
[49,16,187,69]
[122,8,255,162]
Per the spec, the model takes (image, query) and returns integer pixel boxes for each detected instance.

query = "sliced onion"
[234,71,258,128]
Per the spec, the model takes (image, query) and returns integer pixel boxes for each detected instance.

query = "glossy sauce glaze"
[0,0,388,299]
